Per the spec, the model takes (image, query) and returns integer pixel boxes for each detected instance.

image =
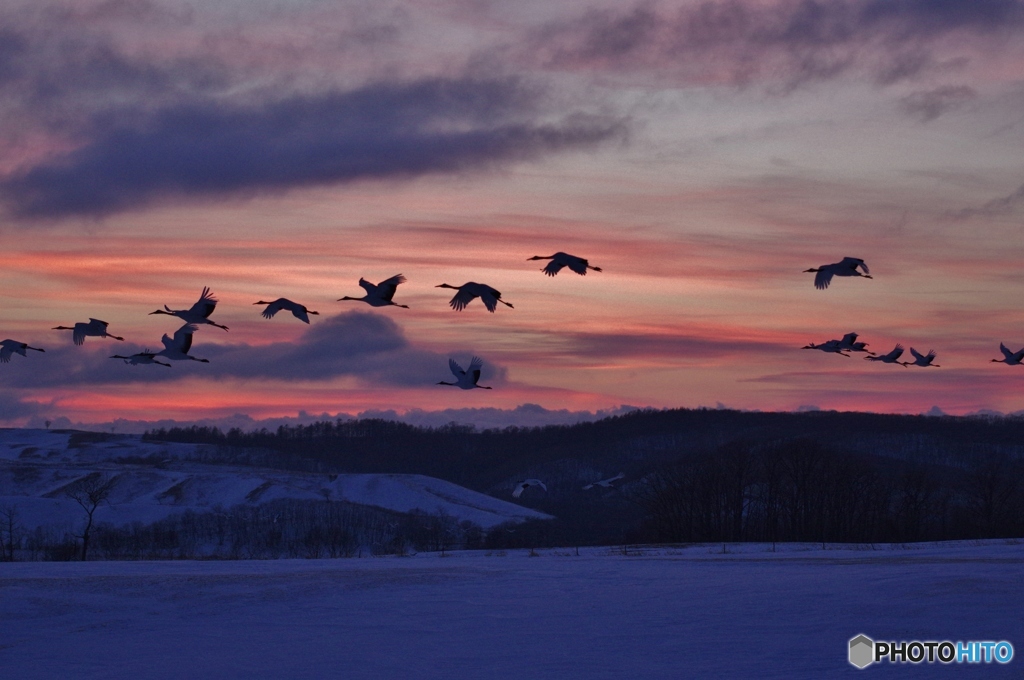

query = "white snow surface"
[0,429,550,530]
[1,541,1022,679]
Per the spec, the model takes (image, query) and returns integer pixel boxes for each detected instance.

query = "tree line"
[633,438,1023,545]
[142,409,1024,489]
[1,497,488,562]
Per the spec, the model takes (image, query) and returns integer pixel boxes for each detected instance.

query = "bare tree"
[65,474,116,561]
[0,504,21,561]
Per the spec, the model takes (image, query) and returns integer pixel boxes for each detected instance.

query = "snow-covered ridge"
[0,429,551,530]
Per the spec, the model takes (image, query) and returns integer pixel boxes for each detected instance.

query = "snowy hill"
[0,429,552,532]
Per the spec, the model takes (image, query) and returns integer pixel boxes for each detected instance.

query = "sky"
[1,0,1024,427]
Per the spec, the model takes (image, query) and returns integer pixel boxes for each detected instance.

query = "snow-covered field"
[2,541,1021,679]
[0,429,550,530]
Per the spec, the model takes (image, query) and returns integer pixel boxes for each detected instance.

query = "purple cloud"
[1,78,622,218]
[899,85,977,121]
[0,392,42,420]
[563,330,791,361]
[0,312,505,388]
[528,0,1024,89]
[949,182,1024,220]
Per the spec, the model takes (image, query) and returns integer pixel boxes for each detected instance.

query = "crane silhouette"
[0,339,44,363]
[150,287,228,331]
[436,282,513,312]
[527,252,602,277]
[804,257,872,290]
[52,319,124,346]
[512,479,547,498]
[836,332,874,355]
[253,298,319,324]
[338,275,409,309]
[438,356,492,390]
[904,348,940,367]
[802,340,850,357]
[583,472,625,490]
[155,324,209,363]
[111,351,171,367]
[865,344,906,366]
[991,343,1024,365]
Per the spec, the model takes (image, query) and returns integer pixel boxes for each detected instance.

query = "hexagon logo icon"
[849,634,874,669]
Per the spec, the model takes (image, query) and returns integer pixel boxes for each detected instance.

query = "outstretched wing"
[468,356,484,384]
[512,483,526,498]
[189,287,218,319]
[1000,343,1014,360]
[478,289,500,312]
[448,358,465,378]
[910,347,925,362]
[814,268,833,290]
[358,278,376,295]
[0,346,11,363]
[842,257,868,274]
[172,324,198,353]
[542,260,565,277]
[376,275,406,301]
[566,257,589,275]
[840,332,858,345]
[289,302,311,324]
[449,289,476,312]
[73,325,86,346]
[261,299,283,319]
[887,344,904,360]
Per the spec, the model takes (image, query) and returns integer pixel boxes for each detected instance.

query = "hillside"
[142,408,1024,547]
[0,429,551,560]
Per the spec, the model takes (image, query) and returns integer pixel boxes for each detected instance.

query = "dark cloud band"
[529,0,1024,89]
[1,78,623,218]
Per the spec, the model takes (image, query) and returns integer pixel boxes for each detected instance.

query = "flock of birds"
[0,253,603,391]
[2,252,1019,499]
[801,333,941,368]
[2,253,1022,375]
[799,256,1024,369]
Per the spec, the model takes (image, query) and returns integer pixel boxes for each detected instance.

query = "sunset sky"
[2,0,1024,427]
